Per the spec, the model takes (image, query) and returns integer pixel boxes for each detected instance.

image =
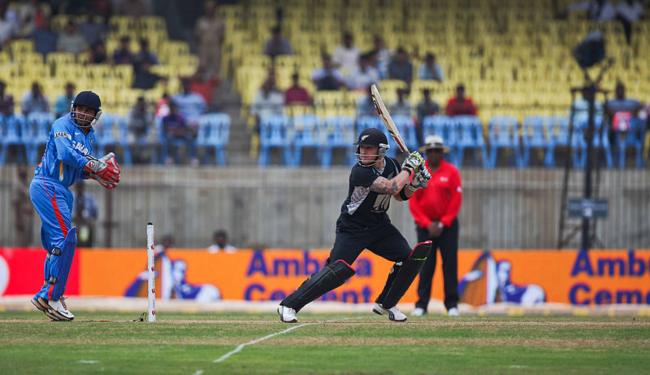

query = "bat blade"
[370,84,410,153]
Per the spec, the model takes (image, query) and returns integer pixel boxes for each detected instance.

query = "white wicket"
[146,222,156,323]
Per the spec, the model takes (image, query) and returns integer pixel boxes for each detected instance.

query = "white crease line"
[213,323,310,363]
[78,360,99,364]
[203,315,362,372]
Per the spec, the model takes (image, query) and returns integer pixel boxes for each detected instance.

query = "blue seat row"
[0,113,231,166]
[423,115,646,168]
[259,114,419,167]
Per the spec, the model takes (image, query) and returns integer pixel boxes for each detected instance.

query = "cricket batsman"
[278,128,432,323]
[30,91,121,321]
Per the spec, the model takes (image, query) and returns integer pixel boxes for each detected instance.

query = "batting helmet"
[354,128,390,166]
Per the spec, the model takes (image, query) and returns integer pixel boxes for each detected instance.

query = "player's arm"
[369,170,411,195]
[52,126,93,170]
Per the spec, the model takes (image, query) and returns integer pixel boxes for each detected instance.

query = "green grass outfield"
[0,311,649,374]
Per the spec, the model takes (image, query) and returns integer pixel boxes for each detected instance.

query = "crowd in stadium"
[0,0,649,168]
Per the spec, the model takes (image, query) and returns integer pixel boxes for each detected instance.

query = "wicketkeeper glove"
[84,152,120,189]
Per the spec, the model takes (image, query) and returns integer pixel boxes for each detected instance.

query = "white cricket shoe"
[448,307,460,317]
[372,303,407,322]
[411,307,426,317]
[49,297,74,321]
[277,305,298,323]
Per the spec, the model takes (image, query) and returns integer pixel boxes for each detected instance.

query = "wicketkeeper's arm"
[52,125,92,170]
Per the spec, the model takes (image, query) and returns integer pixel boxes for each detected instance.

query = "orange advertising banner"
[79,248,650,306]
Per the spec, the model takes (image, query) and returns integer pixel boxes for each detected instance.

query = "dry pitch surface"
[0,311,649,374]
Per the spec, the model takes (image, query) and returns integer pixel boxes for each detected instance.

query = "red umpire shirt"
[409,159,462,229]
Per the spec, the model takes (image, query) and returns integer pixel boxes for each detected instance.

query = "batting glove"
[401,151,424,174]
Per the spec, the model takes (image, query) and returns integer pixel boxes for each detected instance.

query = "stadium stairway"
[213,79,254,166]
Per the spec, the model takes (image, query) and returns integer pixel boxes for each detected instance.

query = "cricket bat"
[370,84,410,153]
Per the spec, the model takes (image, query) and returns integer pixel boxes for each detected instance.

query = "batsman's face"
[359,145,379,165]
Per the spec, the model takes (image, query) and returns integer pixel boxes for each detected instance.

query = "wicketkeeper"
[30,91,121,321]
[278,128,432,323]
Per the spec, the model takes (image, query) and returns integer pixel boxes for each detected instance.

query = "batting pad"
[281,259,356,312]
[379,241,432,309]
[49,228,77,301]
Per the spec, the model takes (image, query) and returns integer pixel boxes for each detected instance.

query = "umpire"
[408,135,463,317]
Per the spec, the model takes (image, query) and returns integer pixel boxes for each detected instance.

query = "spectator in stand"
[356,85,377,118]
[132,63,160,89]
[155,92,171,119]
[285,72,312,106]
[416,88,441,145]
[371,34,391,79]
[21,82,48,116]
[189,66,219,105]
[12,0,42,38]
[161,100,198,166]
[128,96,153,163]
[0,3,17,46]
[605,81,643,142]
[390,88,413,117]
[347,52,380,91]
[53,82,75,118]
[264,25,293,59]
[32,17,57,56]
[446,84,478,116]
[208,229,237,253]
[112,35,134,65]
[88,40,108,64]
[57,20,87,54]
[312,53,346,91]
[251,75,284,128]
[0,80,14,116]
[129,96,152,140]
[333,31,360,79]
[132,38,160,90]
[388,47,413,85]
[418,52,444,82]
[195,0,225,78]
[79,15,107,46]
[173,78,207,127]
[616,0,644,45]
[134,38,159,67]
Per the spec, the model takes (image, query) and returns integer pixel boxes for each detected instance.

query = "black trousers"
[329,221,412,265]
[329,221,412,305]
[415,219,459,311]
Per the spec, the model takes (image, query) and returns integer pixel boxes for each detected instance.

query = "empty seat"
[197,113,230,166]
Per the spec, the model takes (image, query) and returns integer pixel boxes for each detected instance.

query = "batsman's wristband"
[405,183,418,195]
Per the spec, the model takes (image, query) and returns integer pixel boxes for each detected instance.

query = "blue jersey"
[34,114,95,187]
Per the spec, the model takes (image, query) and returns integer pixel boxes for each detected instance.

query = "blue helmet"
[70,91,102,128]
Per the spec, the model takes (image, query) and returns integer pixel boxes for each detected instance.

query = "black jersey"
[338,156,402,231]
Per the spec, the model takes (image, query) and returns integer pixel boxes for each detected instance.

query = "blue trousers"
[30,177,76,301]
